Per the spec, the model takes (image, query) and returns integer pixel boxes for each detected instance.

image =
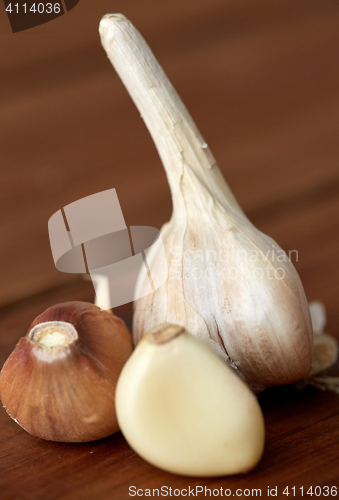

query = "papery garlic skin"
[115,323,265,477]
[0,302,133,442]
[99,15,313,391]
[134,204,313,391]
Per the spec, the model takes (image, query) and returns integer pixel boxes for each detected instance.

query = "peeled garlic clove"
[116,323,265,477]
[0,301,133,442]
[99,15,313,391]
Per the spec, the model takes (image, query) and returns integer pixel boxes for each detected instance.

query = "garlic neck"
[99,14,244,217]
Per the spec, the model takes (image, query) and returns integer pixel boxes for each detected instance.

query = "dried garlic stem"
[99,14,242,216]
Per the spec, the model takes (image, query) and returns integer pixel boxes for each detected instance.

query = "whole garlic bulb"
[0,302,133,442]
[99,15,313,391]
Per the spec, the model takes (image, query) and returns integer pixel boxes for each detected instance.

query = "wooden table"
[1,0,339,498]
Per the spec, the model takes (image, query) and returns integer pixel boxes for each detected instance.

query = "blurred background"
[1,0,339,330]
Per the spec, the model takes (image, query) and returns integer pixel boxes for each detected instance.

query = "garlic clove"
[99,15,313,391]
[0,301,133,442]
[115,323,265,477]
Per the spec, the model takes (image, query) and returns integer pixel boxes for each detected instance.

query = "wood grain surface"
[1,0,339,498]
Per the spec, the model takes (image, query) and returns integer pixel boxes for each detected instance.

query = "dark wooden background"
[1,0,339,498]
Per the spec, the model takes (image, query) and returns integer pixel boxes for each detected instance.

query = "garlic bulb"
[116,323,265,477]
[99,15,313,391]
